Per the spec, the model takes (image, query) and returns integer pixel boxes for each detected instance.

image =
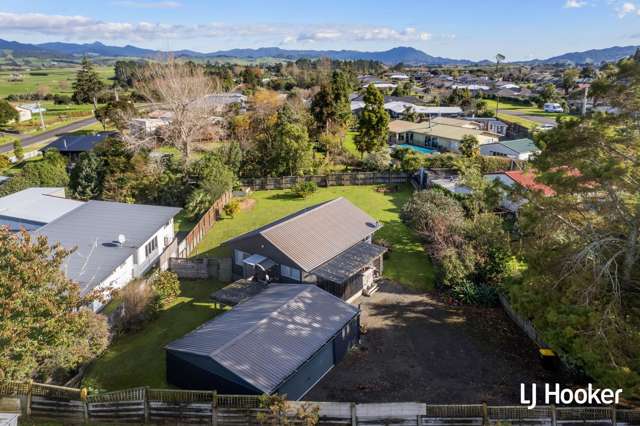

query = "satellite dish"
[118,234,126,245]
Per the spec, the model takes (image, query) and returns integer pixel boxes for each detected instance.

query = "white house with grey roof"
[0,187,83,231]
[35,201,180,310]
[0,187,181,311]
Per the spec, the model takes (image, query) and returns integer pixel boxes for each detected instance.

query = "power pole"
[581,85,589,116]
[37,101,45,130]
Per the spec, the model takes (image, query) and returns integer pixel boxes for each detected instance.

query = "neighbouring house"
[0,187,83,231]
[129,118,170,137]
[389,73,410,81]
[223,197,387,302]
[351,95,463,119]
[165,284,360,399]
[388,119,428,144]
[484,170,554,212]
[193,93,248,113]
[13,105,32,122]
[43,131,117,161]
[0,187,181,311]
[13,103,46,122]
[463,117,508,136]
[34,200,181,310]
[480,138,540,161]
[387,119,499,153]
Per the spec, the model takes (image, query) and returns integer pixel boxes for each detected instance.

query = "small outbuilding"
[166,284,360,400]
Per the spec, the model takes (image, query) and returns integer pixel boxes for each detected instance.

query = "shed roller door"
[276,341,334,400]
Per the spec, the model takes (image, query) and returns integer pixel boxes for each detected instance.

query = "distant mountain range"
[1,38,639,65]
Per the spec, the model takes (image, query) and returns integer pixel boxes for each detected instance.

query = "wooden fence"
[178,191,232,257]
[1,381,639,425]
[240,172,411,190]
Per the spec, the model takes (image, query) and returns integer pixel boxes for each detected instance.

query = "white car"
[543,102,564,113]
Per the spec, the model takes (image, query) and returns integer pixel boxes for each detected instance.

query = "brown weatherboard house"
[223,197,387,301]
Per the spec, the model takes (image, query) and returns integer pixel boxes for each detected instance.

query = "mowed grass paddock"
[0,66,114,97]
[194,184,435,291]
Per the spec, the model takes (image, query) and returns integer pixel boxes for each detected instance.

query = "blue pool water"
[394,144,438,155]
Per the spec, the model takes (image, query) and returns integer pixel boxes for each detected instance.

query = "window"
[234,249,249,266]
[280,264,301,281]
[144,236,158,257]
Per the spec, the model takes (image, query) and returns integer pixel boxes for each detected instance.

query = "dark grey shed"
[165,284,360,400]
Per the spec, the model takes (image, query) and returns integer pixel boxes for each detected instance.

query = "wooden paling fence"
[178,191,232,257]
[240,172,410,191]
[2,381,639,425]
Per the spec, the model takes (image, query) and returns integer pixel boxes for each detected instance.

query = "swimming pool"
[394,144,438,155]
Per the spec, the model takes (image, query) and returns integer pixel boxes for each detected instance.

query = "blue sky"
[0,0,639,60]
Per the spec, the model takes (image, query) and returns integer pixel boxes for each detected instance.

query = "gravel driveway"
[306,280,570,404]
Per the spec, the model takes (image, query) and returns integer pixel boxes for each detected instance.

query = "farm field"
[82,279,227,391]
[0,66,114,97]
[193,184,436,291]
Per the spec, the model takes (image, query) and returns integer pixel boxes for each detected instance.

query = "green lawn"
[483,98,568,130]
[82,279,227,391]
[193,185,435,291]
[0,66,113,97]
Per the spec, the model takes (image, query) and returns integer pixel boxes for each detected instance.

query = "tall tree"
[459,135,480,159]
[0,228,109,381]
[69,152,104,201]
[310,70,351,134]
[513,54,640,397]
[0,100,18,126]
[72,57,105,108]
[354,84,389,155]
[561,68,580,95]
[134,59,221,162]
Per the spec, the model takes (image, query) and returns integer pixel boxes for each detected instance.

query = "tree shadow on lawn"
[84,280,227,391]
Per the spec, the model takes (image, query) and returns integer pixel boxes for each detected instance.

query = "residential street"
[0,116,98,153]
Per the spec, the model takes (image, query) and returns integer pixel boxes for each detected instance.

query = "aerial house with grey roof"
[166,284,360,400]
[223,197,387,302]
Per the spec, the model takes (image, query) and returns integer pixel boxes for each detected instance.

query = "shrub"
[290,181,317,198]
[0,155,10,171]
[223,199,241,218]
[451,280,478,304]
[149,271,181,305]
[13,140,24,162]
[363,149,391,171]
[118,282,157,333]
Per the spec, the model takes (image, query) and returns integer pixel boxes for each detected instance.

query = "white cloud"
[564,0,587,8]
[0,12,440,47]
[112,1,182,9]
[296,26,432,43]
[617,2,638,17]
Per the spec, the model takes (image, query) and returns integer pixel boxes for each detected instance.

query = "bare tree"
[133,58,221,161]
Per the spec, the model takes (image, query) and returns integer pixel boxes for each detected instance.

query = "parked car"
[543,102,564,113]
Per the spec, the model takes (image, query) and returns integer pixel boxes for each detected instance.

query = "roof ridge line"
[209,285,310,358]
[260,197,343,236]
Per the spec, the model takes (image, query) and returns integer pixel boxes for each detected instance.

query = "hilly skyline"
[1,38,639,66]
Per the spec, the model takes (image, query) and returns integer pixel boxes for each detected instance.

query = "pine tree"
[354,84,389,155]
[69,152,104,201]
[72,57,105,107]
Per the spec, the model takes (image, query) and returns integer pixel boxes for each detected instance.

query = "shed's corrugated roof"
[0,187,84,229]
[35,200,181,293]
[166,284,359,394]
[224,198,381,272]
